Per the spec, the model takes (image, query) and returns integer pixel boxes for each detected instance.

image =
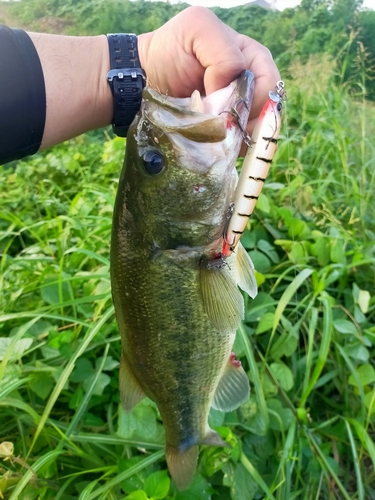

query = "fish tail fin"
[165,443,199,491]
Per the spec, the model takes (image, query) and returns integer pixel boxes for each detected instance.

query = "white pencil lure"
[222,81,285,257]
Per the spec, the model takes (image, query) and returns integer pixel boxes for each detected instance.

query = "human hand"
[138,6,280,135]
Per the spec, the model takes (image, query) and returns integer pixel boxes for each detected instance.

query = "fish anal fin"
[212,352,250,412]
[165,443,199,491]
[236,242,258,299]
[200,261,244,333]
[119,353,145,412]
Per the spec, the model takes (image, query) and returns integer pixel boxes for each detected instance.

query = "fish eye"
[277,102,282,113]
[143,149,165,175]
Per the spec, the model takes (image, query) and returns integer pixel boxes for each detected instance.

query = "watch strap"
[106,33,145,137]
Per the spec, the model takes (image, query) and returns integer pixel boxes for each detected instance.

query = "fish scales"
[111,70,258,490]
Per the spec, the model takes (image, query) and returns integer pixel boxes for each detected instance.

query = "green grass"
[1,57,375,499]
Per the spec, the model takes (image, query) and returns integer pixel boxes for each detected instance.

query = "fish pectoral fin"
[236,242,258,299]
[211,352,250,412]
[166,443,199,491]
[119,353,146,412]
[200,263,244,333]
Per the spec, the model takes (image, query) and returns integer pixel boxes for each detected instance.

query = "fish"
[110,70,258,490]
[222,81,285,257]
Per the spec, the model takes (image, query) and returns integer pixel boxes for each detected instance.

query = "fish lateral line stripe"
[262,136,278,144]
[243,194,258,200]
[249,175,266,182]
[256,156,272,164]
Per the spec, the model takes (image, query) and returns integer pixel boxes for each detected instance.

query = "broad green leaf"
[231,463,258,500]
[18,320,53,338]
[174,474,213,500]
[358,290,371,314]
[267,399,294,431]
[245,292,275,323]
[257,239,279,263]
[348,364,375,387]
[248,250,271,274]
[343,343,369,362]
[241,230,256,250]
[118,400,164,444]
[261,371,278,398]
[288,241,310,264]
[48,328,75,349]
[144,471,170,499]
[255,312,274,334]
[270,332,298,358]
[41,274,73,304]
[83,372,111,396]
[269,362,294,391]
[125,491,148,500]
[29,373,54,400]
[95,355,119,371]
[208,407,225,427]
[330,239,346,264]
[311,236,330,267]
[256,193,270,213]
[288,218,310,239]
[333,319,357,335]
[0,338,33,362]
[70,358,94,382]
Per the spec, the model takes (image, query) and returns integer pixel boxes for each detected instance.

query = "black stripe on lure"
[222,80,286,257]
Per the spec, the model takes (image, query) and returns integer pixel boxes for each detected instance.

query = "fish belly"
[111,235,233,448]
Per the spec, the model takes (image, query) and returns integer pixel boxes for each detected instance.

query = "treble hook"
[220,99,252,147]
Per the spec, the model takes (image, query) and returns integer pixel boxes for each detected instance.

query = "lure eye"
[143,149,165,175]
[277,102,282,113]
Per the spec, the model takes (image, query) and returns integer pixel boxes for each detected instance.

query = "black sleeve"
[0,25,46,165]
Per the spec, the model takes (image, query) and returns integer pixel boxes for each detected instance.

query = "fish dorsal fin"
[119,353,146,412]
[200,261,244,334]
[236,242,258,299]
[212,352,250,412]
[166,443,199,491]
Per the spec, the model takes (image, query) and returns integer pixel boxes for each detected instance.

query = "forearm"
[28,32,113,149]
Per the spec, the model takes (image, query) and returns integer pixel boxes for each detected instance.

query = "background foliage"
[1,0,375,499]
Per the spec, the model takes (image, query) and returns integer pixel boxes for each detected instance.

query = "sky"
[150,0,375,9]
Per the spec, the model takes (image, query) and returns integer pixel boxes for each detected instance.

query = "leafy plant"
[1,3,375,498]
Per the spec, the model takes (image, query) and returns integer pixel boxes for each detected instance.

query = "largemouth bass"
[111,70,257,490]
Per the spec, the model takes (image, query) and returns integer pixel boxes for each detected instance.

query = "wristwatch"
[106,33,145,137]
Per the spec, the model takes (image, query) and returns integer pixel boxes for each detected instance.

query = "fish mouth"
[139,71,255,174]
[143,70,254,143]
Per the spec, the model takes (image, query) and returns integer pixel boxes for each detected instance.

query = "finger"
[185,7,247,95]
[237,35,281,120]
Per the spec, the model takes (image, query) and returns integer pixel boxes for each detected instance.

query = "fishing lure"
[222,80,285,257]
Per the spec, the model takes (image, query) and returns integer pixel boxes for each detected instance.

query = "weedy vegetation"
[1,2,375,500]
